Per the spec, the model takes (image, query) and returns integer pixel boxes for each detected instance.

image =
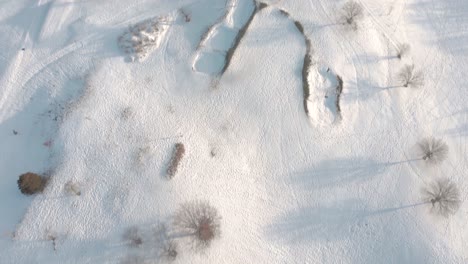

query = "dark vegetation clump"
[293,20,305,35]
[17,172,46,195]
[292,19,314,116]
[335,75,344,116]
[173,201,221,250]
[279,9,290,17]
[221,3,258,75]
[258,2,268,10]
[167,143,186,179]
[123,227,143,248]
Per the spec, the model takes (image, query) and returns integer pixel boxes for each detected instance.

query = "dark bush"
[166,143,185,179]
[17,172,45,195]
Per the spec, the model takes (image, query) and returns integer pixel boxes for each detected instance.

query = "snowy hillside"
[0,0,467,263]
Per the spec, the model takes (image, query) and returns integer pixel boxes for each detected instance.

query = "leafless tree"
[396,43,410,59]
[398,64,424,88]
[173,200,221,250]
[416,137,449,165]
[422,178,461,217]
[340,1,364,30]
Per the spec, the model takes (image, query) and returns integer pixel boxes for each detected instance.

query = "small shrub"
[65,181,81,196]
[121,255,143,264]
[398,64,424,88]
[422,178,461,217]
[123,227,143,248]
[121,107,133,120]
[166,143,185,179]
[173,200,221,250]
[161,240,178,262]
[279,9,290,17]
[179,8,191,22]
[17,172,46,195]
[396,43,410,59]
[118,17,170,62]
[46,230,58,251]
[258,2,268,10]
[340,1,364,30]
[416,137,448,165]
[335,75,344,116]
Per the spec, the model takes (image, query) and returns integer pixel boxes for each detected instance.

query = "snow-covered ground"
[1,0,467,263]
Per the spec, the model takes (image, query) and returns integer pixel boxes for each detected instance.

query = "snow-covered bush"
[422,178,461,217]
[17,172,46,195]
[398,64,424,88]
[416,137,448,165]
[340,1,364,30]
[118,17,170,62]
[173,201,221,250]
[65,180,81,196]
[396,43,410,59]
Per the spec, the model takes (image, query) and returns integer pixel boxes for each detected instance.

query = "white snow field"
[1,0,468,263]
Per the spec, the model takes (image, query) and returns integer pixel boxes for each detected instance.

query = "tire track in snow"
[38,0,77,41]
[192,0,258,76]
[0,0,53,122]
[0,32,98,123]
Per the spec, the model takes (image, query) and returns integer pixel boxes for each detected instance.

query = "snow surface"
[1,0,468,263]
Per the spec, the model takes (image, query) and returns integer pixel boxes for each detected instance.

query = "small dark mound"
[18,172,45,195]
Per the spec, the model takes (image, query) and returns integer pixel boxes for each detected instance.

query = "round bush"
[17,172,45,195]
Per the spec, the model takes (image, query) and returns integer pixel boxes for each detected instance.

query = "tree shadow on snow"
[291,157,403,189]
[266,200,426,244]
[408,0,468,56]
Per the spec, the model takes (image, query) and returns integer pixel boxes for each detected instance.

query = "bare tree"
[340,1,364,30]
[173,201,221,250]
[422,178,461,217]
[396,43,410,59]
[398,64,424,88]
[416,137,449,165]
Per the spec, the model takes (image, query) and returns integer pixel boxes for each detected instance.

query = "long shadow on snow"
[0,78,87,236]
[290,158,405,189]
[266,199,426,244]
[408,0,468,56]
